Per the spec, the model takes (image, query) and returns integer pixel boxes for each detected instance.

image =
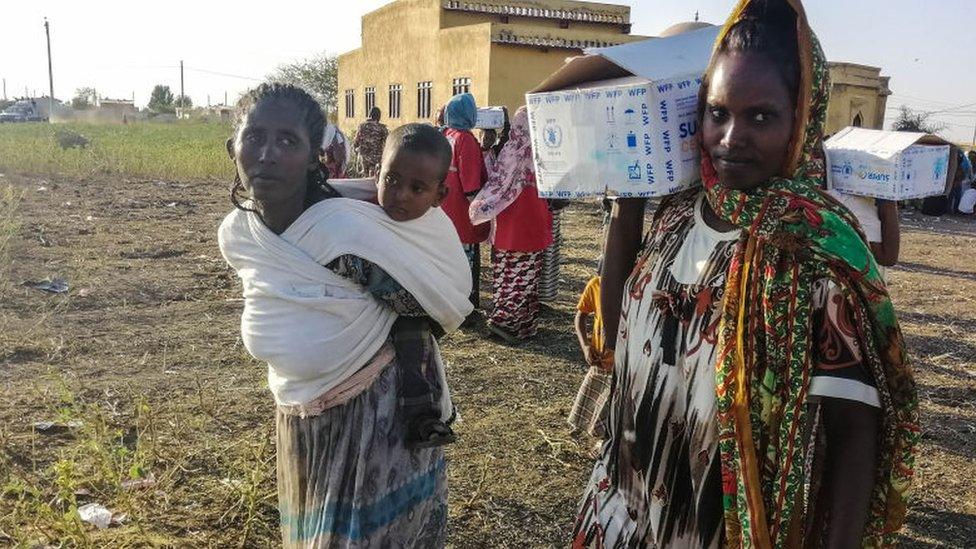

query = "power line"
[890,97,976,113]
[76,63,264,83]
[925,100,976,116]
[889,93,958,108]
[183,65,263,82]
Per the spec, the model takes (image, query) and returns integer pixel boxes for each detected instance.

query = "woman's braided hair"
[229,83,332,213]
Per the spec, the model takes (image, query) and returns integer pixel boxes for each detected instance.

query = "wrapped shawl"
[218,197,472,407]
[702,1,919,547]
[469,106,534,225]
[445,93,477,130]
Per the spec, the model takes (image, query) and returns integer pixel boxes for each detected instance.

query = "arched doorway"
[852,112,864,127]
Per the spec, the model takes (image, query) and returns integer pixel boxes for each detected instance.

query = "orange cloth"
[577,276,613,369]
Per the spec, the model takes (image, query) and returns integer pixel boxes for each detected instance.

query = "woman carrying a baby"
[218,84,470,548]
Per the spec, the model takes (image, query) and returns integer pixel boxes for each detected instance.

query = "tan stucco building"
[337,0,646,136]
[826,62,891,134]
[339,3,891,138]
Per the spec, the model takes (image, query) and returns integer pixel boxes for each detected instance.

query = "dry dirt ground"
[0,173,973,547]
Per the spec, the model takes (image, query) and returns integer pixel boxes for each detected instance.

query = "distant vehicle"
[0,99,49,122]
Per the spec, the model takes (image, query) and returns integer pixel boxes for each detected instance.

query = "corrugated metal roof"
[443,1,629,25]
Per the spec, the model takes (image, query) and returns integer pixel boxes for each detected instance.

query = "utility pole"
[44,17,54,116]
[2,78,6,100]
[180,60,185,110]
[224,91,227,106]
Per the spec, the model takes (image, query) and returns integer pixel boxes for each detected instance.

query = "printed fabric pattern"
[703,1,918,546]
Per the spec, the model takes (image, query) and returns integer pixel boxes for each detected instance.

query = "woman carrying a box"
[573,1,918,547]
[827,190,900,267]
[470,107,553,341]
[441,93,491,309]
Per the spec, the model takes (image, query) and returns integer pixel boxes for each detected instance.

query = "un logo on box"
[544,124,563,148]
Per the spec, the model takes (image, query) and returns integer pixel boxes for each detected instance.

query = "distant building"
[337,0,647,135]
[97,98,138,121]
[338,3,891,138]
[826,62,891,134]
[204,105,235,123]
[659,33,891,135]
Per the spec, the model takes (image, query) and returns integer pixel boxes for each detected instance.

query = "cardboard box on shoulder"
[526,25,720,198]
[475,107,506,129]
[825,127,952,201]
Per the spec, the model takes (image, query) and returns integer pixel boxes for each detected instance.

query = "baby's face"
[377,149,447,222]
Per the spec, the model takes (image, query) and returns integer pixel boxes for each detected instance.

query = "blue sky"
[2,0,973,142]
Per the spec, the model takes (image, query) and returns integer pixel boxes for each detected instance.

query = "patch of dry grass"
[0,172,973,547]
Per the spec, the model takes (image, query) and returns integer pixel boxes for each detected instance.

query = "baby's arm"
[326,255,445,335]
[574,311,595,366]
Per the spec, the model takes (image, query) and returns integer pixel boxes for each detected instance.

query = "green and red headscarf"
[701,1,919,546]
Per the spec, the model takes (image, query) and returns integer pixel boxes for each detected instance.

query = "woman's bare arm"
[821,398,880,548]
[871,200,900,267]
[600,198,646,350]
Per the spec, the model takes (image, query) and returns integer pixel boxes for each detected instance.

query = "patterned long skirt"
[276,361,448,548]
[488,248,544,339]
[538,211,562,302]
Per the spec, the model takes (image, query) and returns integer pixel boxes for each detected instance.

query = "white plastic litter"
[77,503,113,529]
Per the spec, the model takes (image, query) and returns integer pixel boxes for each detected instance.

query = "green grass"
[0,184,22,302]
[0,121,235,180]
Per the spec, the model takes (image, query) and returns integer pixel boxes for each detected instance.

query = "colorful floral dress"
[572,192,883,548]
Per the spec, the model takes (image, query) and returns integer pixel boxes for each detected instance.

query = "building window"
[417,81,433,119]
[452,77,471,96]
[388,84,402,119]
[344,89,355,118]
[365,86,376,115]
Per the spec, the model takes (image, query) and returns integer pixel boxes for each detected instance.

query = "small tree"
[71,87,97,110]
[267,52,338,117]
[891,105,946,134]
[174,94,193,109]
[148,85,175,114]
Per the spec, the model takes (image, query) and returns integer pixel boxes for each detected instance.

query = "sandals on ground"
[408,418,457,450]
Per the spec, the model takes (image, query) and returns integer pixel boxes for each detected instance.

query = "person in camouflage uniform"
[354,107,389,176]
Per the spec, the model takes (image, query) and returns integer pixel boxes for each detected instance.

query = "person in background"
[321,124,351,179]
[353,106,389,176]
[956,150,976,215]
[538,200,568,302]
[469,107,552,341]
[949,149,974,213]
[434,104,446,128]
[481,107,511,175]
[441,93,490,309]
[568,274,613,456]
[827,189,900,266]
[480,129,498,172]
[950,148,973,213]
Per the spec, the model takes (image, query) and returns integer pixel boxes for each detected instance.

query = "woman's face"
[228,99,317,204]
[703,51,796,190]
[480,129,498,151]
